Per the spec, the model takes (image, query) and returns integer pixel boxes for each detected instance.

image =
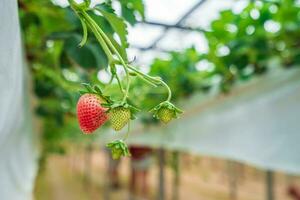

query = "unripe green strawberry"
[150,101,183,124]
[107,140,130,159]
[108,107,131,131]
[157,107,175,124]
[111,148,124,160]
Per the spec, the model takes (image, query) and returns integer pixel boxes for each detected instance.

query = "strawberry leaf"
[79,83,112,103]
[95,3,129,50]
[84,0,91,7]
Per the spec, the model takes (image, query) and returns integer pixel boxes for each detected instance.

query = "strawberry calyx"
[150,101,183,124]
[102,100,140,120]
[106,140,130,159]
[79,83,112,103]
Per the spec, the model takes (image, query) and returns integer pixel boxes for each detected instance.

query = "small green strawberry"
[108,106,131,131]
[107,140,130,159]
[103,101,140,131]
[157,107,175,123]
[150,101,183,124]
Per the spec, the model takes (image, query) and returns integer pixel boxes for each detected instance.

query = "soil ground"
[34,148,300,200]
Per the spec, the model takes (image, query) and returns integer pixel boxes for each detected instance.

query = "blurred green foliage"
[204,0,300,91]
[19,0,300,156]
[129,0,300,122]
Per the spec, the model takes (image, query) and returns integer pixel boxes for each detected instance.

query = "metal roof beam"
[139,20,206,32]
[143,0,208,51]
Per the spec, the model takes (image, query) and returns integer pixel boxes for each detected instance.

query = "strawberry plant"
[67,0,182,159]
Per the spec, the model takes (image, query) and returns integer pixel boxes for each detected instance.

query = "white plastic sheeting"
[131,68,300,174]
[0,0,38,199]
[98,68,300,175]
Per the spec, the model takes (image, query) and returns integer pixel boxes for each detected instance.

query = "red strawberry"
[77,94,108,134]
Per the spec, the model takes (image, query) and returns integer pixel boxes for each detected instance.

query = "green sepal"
[79,83,112,103]
[102,100,140,120]
[82,83,93,92]
[106,140,130,160]
[79,90,87,95]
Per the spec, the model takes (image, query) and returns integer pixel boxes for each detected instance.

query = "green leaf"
[84,0,91,7]
[128,0,145,20]
[63,34,108,69]
[121,6,137,25]
[95,4,129,50]
[120,0,145,25]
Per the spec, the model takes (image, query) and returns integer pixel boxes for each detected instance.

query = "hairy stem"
[81,11,128,97]
[160,80,172,101]
[80,12,114,63]
[115,72,124,92]
[128,65,172,101]
[83,11,130,103]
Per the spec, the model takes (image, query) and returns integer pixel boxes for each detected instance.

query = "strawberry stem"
[160,80,172,102]
[80,12,114,63]
[84,12,130,103]
[69,1,127,99]
[127,65,172,101]
[115,72,124,92]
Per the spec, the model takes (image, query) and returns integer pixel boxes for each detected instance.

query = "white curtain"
[0,0,38,199]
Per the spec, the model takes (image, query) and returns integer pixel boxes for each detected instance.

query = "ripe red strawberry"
[77,94,108,134]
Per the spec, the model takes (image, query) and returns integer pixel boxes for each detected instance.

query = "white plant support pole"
[0,0,38,199]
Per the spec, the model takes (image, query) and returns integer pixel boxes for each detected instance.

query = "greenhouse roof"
[53,0,247,64]
[127,0,248,64]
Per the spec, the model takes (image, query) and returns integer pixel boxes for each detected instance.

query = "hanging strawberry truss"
[68,0,182,159]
